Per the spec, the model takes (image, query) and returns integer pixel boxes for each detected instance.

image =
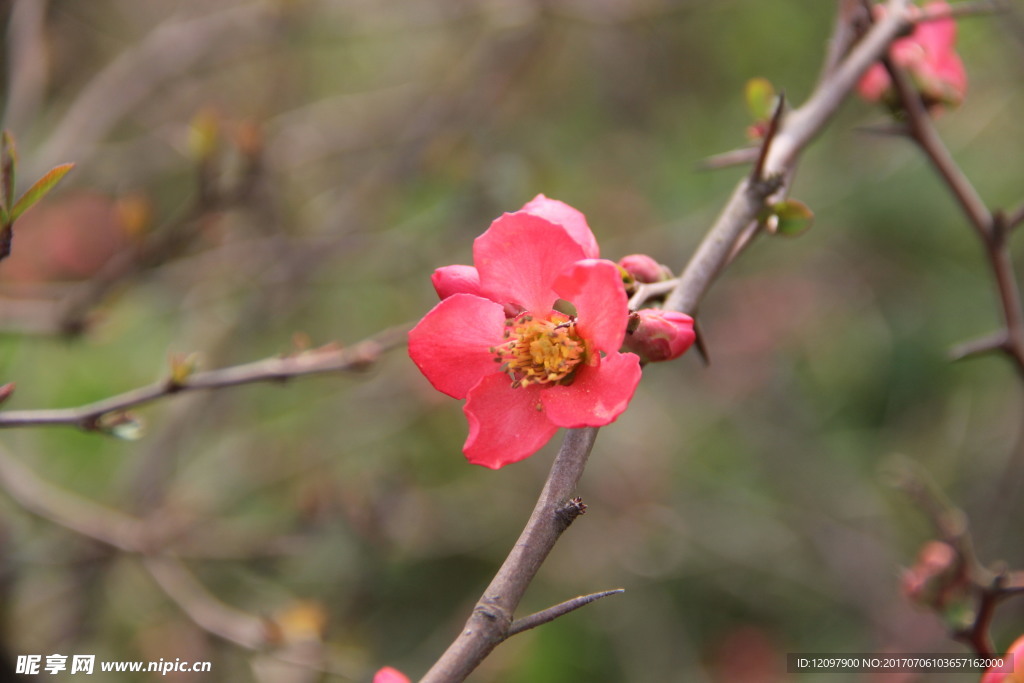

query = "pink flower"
[979,634,1024,683]
[617,254,669,284]
[373,667,410,683]
[409,195,641,469]
[858,1,966,110]
[624,309,696,363]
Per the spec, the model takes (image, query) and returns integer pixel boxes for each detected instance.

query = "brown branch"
[890,460,1024,658]
[0,323,410,431]
[882,51,1024,376]
[0,442,352,674]
[627,278,679,310]
[663,0,912,317]
[1005,202,1024,231]
[506,589,625,638]
[142,556,272,650]
[420,427,601,682]
[421,3,915,680]
[0,443,148,552]
[30,4,280,177]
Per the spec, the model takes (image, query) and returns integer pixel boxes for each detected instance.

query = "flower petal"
[541,352,641,428]
[520,194,600,259]
[408,294,507,399]
[857,63,890,102]
[473,211,587,314]
[918,1,957,53]
[464,374,559,468]
[432,265,482,300]
[553,259,629,353]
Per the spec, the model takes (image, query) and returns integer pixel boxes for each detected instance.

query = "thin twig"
[949,330,1008,362]
[1006,202,1024,231]
[627,278,679,310]
[697,147,760,171]
[883,52,1024,376]
[912,0,1007,24]
[881,58,992,237]
[30,5,279,176]
[0,443,148,552]
[889,459,1024,658]
[664,0,912,317]
[0,323,410,431]
[507,589,625,637]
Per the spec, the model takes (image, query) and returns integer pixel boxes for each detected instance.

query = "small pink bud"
[431,264,481,300]
[373,667,410,683]
[623,309,695,363]
[900,541,966,610]
[617,254,669,284]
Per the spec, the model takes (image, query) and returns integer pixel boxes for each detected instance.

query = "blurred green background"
[0,0,1022,681]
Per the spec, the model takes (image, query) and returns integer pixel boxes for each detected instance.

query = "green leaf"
[771,199,814,237]
[1,131,17,215]
[10,163,75,222]
[745,78,776,122]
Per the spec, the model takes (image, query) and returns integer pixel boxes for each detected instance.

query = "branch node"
[554,496,587,530]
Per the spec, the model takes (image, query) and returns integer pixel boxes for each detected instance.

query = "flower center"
[491,313,586,388]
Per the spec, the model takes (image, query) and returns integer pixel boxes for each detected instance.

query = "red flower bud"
[623,309,695,363]
[617,254,669,284]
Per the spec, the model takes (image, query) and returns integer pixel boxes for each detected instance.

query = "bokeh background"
[1,0,1023,681]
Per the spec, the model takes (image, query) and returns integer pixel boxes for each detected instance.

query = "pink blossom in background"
[373,667,410,683]
[409,195,641,469]
[858,0,966,109]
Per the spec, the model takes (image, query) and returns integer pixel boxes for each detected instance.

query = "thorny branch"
[881,53,1024,376]
[421,2,914,681]
[891,462,1024,658]
[873,13,1024,657]
[0,324,410,431]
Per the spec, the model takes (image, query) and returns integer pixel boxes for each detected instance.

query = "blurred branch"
[0,443,350,674]
[890,460,1024,658]
[0,323,410,431]
[142,556,271,650]
[0,443,147,552]
[882,52,1024,376]
[697,147,759,171]
[421,2,914,681]
[3,0,50,134]
[32,4,279,176]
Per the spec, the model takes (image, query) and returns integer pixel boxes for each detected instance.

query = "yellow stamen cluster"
[491,313,585,388]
